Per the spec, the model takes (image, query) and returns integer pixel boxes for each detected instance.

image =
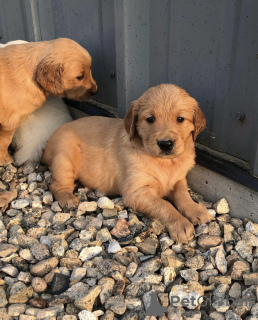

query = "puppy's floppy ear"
[192,104,206,141]
[124,100,139,140]
[36,59,64,95]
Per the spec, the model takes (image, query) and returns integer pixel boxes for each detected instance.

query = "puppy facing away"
[0,40,72,166]
[43,84,213,243]
[0,38,97,166]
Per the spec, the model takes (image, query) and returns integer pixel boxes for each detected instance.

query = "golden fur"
[0,38,97,166]
[43,84,212,243]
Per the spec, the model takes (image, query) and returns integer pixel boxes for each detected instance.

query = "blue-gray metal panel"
[114,0,150,116]
[0,0,29,42]
[51,0,117,108]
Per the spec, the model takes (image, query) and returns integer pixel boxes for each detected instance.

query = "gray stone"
[0,287,8,307]
[105,295,126,315]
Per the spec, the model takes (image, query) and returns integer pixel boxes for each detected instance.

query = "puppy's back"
[43,116,124,165]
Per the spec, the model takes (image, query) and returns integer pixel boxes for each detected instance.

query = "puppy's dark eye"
[146,116,155,124]
[177,116,185,123]
[77,74,84,80]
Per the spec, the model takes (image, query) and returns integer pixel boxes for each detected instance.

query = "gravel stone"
[30,243,50,261]
[169,281,204,310]
[110,219,130,238]
[229,260,250,280]
[105,295,126,315]
[96,228,112,242]
[0,244,18,257]
[79,246,102,261]
[2,264,19,277]
[11,199,30,209]
[9,282,33,303]
[70,267,87,282]
[185,255,204,269]
[98,277,115,304]
[97,197,114,209]
[29,297,48,309]
[108,239,122,253]
[197,234,222,249]
[0,287,8,307]
[78,310,97,320]
[213,198,230,214]
[78,201,98,213]
[30,257,59,277]
[180,269,199,282]
[235,241,253,263]
[136,237,158,255]
[215,248,227,275]
[245,221,258,236]
[243,273,258,286]
[51,273,70,295]
[31,277,47,293]
[8,304,26,316]
[162,267,177,286]
[75,285,101,311]
[229,282,242,299]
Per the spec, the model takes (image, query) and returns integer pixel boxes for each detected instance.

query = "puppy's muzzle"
[157,139,174,153]
[91,88,98,96]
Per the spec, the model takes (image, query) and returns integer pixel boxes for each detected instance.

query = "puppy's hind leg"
[49,155,79,210]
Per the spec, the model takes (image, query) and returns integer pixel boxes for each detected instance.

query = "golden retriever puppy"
[0,38,97,166]
[0,40,73,166]
[43,84,212,243]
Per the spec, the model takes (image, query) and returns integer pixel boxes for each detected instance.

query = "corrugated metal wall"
[1,0,258,174]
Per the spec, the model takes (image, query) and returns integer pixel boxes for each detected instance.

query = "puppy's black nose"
[157,140,174,152]
[91,89,98,96]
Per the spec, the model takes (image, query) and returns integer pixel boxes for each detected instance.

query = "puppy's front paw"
[186,203,213,225]
[0,153,13,166]
[167,216,194,244]
[56,192,79,210]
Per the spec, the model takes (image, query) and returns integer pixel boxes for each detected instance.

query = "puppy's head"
[36,38,97,100]
[124,84,206,158]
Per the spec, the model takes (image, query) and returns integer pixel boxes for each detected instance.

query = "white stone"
[78,310,96,320]
[208,209,217,218]
[97,197,114,209]
[108,239,122,253]
[213,198,230,214]
[79,246,102,261]
[11,199,30,209]
[78,201,98,213]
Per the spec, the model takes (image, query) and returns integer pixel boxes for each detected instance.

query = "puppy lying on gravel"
[43,84,213,243]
